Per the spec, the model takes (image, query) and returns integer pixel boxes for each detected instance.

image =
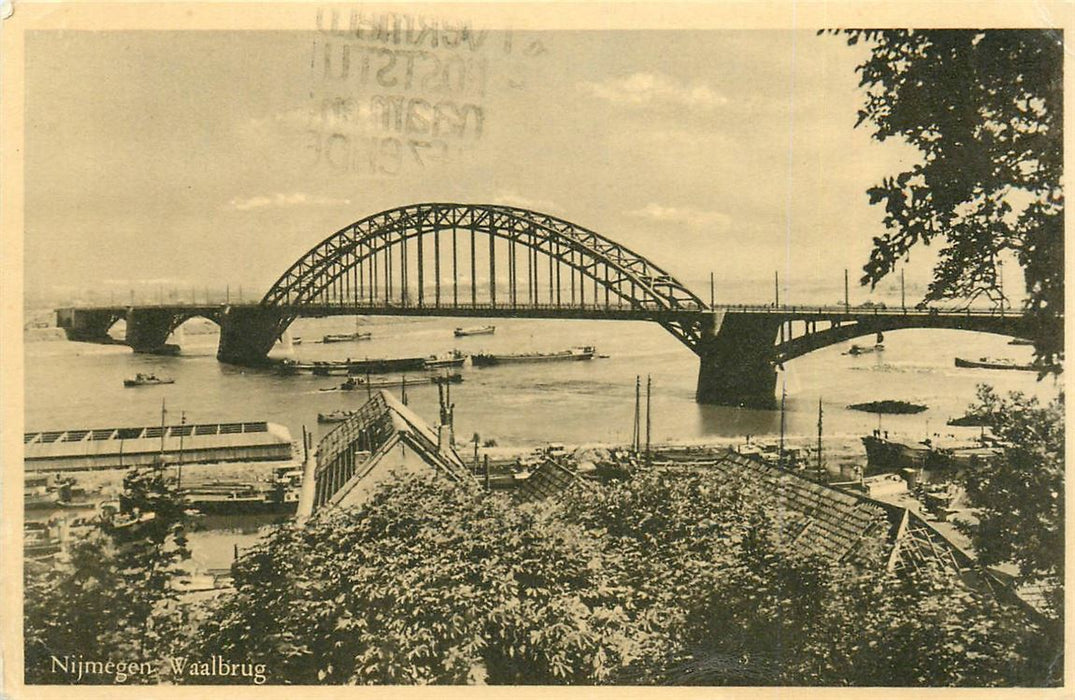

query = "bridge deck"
[56,301,1025,324]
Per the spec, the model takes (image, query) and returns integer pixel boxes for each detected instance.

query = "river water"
[24,305,1059,570]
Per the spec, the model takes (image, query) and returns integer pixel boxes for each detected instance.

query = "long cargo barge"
[472,346,596,367]
[24,421,295,472]
[276,357,427,376]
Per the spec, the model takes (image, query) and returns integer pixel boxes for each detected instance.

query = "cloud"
[627,203,732,232]
[491,191,562,213]
[578,72,728,110]
[225,192,353,211]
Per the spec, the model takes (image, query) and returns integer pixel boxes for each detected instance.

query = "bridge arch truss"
[261,203,708,348]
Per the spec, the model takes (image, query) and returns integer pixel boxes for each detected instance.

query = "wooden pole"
[645,374,652,460]
[844,269,849,312]
[816,398,823,477]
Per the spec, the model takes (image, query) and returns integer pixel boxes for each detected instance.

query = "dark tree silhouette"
[834,29,1063,362]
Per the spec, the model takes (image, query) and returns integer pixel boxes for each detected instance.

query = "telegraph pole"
[645,374,652,461]
[844,269,850,312]
[774,270,780,307]
[901,268,906,312]
[710,272,715,309]
[632,376,642,452]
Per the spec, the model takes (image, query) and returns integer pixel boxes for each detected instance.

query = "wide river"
[24,305,1059,570]
[26,310,1058,447]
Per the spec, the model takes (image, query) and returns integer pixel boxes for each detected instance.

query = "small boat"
[318,409,358,423]
[123,372,175,387]
[1008,338,1034,346]
[292,336,304,345]
[947,413,992,427]
[424,350,467,369]
[847,400,927,414]
[843,332,885,356]
[181,477,300,515]
[844,344,884,356]
[454,325,496,337]
[471,346,596,367]
[319,373,464,392]
[323,332,372,343]
[955,357,1053,372]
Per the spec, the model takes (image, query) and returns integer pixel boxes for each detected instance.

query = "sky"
[24,25,931,306]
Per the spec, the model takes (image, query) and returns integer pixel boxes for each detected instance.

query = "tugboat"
[471,346,596,367]
[123,372,175,387]
[424,350,467,369]
[454,325,496,337]
[844,332,885,356]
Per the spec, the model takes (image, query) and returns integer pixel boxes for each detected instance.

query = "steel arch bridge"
[54,203,1060,406]
[260,203,709,349]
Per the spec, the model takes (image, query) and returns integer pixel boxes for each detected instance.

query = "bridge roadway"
[56,301,1050,408]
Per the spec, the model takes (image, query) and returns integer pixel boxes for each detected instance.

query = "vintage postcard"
[1,1,1070,696]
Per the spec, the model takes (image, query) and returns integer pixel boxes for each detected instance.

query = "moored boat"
[318,409,358,423]
[323,332,372,343]
[276,356,427,376]
[862,434,999,475]
[319,373,464,392]
[424,350,467,369]
[123,373,175,387]
[861,434,932,473]
[472,346,596,367]
[454,325,495,337]
[954,356,1053,371]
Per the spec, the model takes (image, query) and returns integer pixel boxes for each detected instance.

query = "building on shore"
[303,390,474,514]
[24,421,294,471]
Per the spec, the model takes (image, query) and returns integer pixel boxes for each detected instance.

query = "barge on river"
[472,346,596,367]
[276,356,427,376]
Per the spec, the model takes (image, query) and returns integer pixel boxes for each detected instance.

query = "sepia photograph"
[2,2,1068,692]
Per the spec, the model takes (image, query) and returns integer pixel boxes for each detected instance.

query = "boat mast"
[778,379,786,466]
[816,398,823,478]
[159,398,167,464]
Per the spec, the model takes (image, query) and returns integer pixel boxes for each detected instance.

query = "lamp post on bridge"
[901,268,906,313]
[844,269,849,313]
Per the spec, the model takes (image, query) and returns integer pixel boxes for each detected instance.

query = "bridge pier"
[695,313,781,408]
[55,307,122,343]
[217,306,288,366]
[125,308,181,354]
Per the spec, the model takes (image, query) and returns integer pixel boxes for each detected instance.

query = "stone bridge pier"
[56,307,122,343]
[695,312,782,409]
[125,307,183,354]
[216,306,290,366]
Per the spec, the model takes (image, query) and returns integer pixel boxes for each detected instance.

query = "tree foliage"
[24,468,193,683]
[189,468,1054,686]
[836,30,1063,361]
[960,385,1064,617]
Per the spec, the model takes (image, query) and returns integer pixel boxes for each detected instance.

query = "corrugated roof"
[313,391,472,510]
[655,451,896,566]
[515,459,582,502]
